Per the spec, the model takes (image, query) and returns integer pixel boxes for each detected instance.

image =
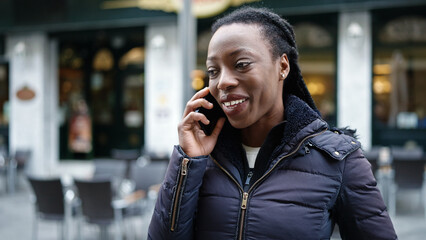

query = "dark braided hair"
[211,7,320,115]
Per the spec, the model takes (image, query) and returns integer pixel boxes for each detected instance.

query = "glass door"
[0,61,9,155]
[56,28,145,159]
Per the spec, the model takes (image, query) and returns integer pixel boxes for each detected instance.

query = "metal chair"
[92,158,127,195]
[129,158,167,194]
[74,178,143,240]
[129,157,167,214]
[110,149,140,179]
[363,146,380,176]
[93,159,127,180]
[27,176,78,240]
[9,149,31,193]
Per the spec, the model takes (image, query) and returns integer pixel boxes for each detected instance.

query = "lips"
[220,94,249,115]
[223,98,246,107]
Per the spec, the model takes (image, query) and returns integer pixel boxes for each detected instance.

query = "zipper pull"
[244,171,253,192]
[244,171,253,186]
[304,141,313,154]
[304,145,310,154]
[241,192,248,209]
[181,158,189,175]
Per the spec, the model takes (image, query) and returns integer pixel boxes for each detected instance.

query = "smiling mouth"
[223,98,247,108]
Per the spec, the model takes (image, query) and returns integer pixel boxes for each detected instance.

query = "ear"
[279,54,290,81]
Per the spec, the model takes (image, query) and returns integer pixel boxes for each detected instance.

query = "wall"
[145,24,183,157]
[338,11,372,149]
[6,33,58,175]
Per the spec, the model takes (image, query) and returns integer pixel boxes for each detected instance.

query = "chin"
[228,118,251,130]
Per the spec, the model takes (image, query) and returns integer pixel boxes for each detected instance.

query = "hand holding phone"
[178,88,226,157]
[196,93,226,135]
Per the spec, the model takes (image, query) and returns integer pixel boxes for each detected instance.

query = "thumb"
[209,117,226,139]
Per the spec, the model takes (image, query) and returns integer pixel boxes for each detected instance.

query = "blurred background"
[0,0,425,239]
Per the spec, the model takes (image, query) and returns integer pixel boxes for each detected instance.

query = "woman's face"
[206,23,287,129]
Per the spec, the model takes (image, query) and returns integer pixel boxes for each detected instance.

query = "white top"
[242,144,261,169]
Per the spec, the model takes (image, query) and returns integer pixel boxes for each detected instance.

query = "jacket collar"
[211,95,328,185]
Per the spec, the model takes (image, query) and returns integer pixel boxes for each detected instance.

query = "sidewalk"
[1,178,425,239]
[0,180,152,240]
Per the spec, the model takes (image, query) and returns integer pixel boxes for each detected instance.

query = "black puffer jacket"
[148,95,397,240]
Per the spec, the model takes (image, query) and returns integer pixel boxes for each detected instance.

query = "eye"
[207,68,219,79]
[235,61,251,70]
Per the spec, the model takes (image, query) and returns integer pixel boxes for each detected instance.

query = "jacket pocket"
[170,157,190,231]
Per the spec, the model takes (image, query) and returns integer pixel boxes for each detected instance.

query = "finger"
[190,87,210,101]
[183,97,213,117]
[182,88,210,117]
[181,111,210,128]
[209,117,226,138]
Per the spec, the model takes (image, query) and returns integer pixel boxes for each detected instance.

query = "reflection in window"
[59,45,92,159]
[373,16,426,130]
[294,22,336,126]
[123,74,144,128]
[59,46,86,126]
[119,47,145,69]
[91,71,115,125]
[0,64,9,126]
[196,19,337,125]
[93,48,114,71]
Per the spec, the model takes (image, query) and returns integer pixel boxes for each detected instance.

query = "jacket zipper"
[170,158,189,232]
[238,170,252,239]
[212,128,327,240]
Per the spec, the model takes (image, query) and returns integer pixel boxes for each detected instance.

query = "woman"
[148,7,397,240]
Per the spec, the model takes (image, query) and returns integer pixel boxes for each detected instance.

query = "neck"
[241,105,284,147]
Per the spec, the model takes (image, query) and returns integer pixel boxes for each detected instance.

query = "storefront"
[196,12,338,125]
[372,6,426,148]
[0,1,182,174]
[0,0,425,175]
[54,28,146,159]
[194,0,426,150]
[0,54,9,154]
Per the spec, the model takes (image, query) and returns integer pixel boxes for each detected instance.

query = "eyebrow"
[207,47,254,63]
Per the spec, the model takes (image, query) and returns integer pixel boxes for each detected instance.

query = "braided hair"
[211,7,320,115]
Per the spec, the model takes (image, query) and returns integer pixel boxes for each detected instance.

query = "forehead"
[207,23,271,60]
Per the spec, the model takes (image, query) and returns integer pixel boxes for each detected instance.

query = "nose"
[216,69,238,91]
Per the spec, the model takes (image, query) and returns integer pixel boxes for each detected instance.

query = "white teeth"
[223,98,246,107]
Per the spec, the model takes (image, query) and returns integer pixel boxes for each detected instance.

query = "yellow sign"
[102,0,259,18]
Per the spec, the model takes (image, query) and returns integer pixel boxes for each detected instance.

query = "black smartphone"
[196,93,226,135]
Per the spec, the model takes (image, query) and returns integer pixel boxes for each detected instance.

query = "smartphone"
[196,93,226,135]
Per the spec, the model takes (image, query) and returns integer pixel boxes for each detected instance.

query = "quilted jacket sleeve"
[335,149,398,240]
[148,145,208,240]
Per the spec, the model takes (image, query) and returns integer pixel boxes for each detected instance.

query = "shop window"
[0,62,9,152]
[293,17,337,127]
[58,45,90,159]
[196,16,337,126]
[93,48,114,71]
[55,27,146,159]
[119,47,145,69]
[373,9,426,147]
[122,74,144,128]
[0,63,8,127]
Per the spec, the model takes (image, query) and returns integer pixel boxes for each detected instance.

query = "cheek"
[257,81,280,106]
[208,84,219,99]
